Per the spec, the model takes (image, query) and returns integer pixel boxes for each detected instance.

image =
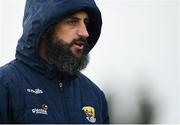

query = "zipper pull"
[59,82,63,92]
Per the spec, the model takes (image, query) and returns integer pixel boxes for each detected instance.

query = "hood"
[15,0,102,79]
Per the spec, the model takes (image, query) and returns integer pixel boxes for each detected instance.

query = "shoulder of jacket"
[76,72,104,94]
[0,60,21,88]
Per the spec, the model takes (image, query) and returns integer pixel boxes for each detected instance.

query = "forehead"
[51,11,89,32]
[65,11,89,19]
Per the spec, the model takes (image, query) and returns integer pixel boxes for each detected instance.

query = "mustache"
[69,38,87,47]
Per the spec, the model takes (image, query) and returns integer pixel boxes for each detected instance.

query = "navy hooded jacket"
[0,0,109,124]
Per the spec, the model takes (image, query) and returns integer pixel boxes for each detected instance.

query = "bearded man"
[0,0,109,124]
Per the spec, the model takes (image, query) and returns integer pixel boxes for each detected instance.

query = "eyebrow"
[65,15,89,21]
[66,16,80,20]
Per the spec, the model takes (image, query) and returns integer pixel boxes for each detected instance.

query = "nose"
[77,23,89,39]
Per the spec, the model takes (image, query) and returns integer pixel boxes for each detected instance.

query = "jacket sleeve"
[0,74,12,123]
[101,92,110,124]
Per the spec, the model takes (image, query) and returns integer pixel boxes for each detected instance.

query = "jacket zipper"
[59,82,69,123]
[59,82,63,91]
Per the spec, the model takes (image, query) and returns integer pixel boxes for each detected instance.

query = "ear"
[38,35,47,59]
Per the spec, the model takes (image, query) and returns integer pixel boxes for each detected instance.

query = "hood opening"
[36,7,101,57]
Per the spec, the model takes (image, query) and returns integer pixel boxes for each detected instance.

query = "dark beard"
[45,36,90,76]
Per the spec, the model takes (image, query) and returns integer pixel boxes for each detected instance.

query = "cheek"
[56,30,77,43]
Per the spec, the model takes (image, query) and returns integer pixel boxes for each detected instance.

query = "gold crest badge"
[82,106,96,123]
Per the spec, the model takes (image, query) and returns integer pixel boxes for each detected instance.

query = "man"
[0,0,109,124]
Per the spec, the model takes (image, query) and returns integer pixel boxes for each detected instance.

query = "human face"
[53,11,89,57]
[43,11,90,75]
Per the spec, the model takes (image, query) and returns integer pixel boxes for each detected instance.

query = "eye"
[84,19,89,27]
[66,20,78,26]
